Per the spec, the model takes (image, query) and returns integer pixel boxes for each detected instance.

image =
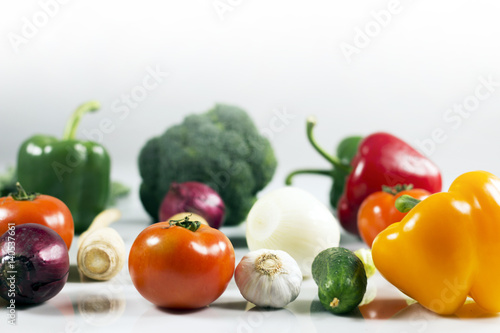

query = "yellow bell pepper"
[372,170,500,315]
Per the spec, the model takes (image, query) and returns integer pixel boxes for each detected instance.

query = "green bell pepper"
[17,101,111,234]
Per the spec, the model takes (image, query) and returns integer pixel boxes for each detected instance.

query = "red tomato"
[0,184,74,250]
[358,187,430,247]
[128,219,235,309]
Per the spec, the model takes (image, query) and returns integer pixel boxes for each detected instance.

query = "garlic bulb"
[246,187,340,277]
[235,249,302,308]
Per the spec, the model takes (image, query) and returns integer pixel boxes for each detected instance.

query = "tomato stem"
[395,194,421,213]
[169,214,201,232]
[11,182,39,201]
[382,184,413,196]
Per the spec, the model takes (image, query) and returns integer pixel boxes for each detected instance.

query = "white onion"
[246,187,340,277]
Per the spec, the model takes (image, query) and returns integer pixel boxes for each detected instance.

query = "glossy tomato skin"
[358,189,430,247]
[129,222,235,309]
[0,195,74,250]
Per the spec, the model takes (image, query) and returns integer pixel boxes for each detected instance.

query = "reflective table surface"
[2,215,500,333]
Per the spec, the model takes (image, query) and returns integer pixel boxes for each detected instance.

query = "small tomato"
[358,185,430,247]
[129,216,235,309]
[0,183,74,249]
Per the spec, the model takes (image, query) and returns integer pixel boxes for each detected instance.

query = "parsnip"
[77,209,125,281]
[78,291,126,326]
[78,208,122,247]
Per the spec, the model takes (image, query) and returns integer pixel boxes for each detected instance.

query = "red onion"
[158,182,226,229]
[0,224,70,305]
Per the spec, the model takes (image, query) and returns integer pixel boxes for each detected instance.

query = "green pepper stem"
[62,101,101,140]
[395,195,421,213]
[11,182,39,201]
[169,214,201,232]
[306,116,351,173]
[285,169,332,185]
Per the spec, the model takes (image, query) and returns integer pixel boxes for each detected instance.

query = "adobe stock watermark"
[400,277,468,333]
[207,107,296,193]
[400,307,431,333]
[339,0,404,64]
[82,65,169,144]
[52,65,168,182]
[427,278,468,314]
[235,306,298,333]
[260,107,296,142]
[236,310,273,333]
[5,224,17,326]
[414,75,499,158]
[7,0,71,54]
[212,0,245,21]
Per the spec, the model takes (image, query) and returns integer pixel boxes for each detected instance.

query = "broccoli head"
[138,104,277,226]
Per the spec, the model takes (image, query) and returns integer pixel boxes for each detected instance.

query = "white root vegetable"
[77,209,125,281]
[246,187,340,277]
[78,291,126,326]
[78,209,122,247]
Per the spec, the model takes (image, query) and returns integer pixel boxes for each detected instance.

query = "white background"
[2,0,500,206]
[1,1,500,331]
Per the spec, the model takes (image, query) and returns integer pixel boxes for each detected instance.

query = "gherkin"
[138,104,277,226]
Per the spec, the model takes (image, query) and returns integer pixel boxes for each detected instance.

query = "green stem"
[11,182,38,201]
[306,116,351,173]
[395,195,421,213]
[169,214,201,232]
[382,184,414,195]
[285,169,332,185]
[62,101,101,140]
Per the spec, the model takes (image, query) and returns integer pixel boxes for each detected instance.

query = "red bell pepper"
[286,117,442,235]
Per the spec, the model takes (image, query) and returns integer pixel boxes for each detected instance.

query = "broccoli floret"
[138,104,278,225]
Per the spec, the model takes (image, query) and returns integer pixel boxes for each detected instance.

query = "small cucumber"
[312,247,367,314]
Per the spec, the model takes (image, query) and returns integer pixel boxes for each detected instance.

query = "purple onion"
[0,223,70,305]
[158,182,226,229]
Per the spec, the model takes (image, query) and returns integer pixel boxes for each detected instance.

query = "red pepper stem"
[11,182,39,201]
[169,214,201,232]
[62,101,101,140]
[285,169,332,185]
[306,116,351,173]
[395,195,421,213]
